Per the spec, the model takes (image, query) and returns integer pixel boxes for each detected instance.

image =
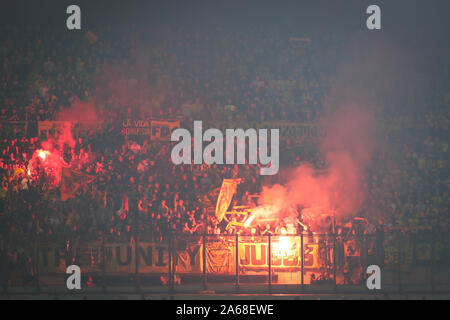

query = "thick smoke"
[255,37,429,227]
[33,41,173,184]
[256,103,375,226]
[29,121,96,185]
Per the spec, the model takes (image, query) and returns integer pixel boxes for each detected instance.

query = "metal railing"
[1,231,449,294]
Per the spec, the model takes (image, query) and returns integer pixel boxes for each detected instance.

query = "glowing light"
[29,149,67,185]
[278,237,290,250]
[244,215,255,228]
[273,234,292,257]
[38,150,48,161]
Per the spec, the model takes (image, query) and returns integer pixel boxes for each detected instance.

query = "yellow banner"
[122,119,151,136]
[38,243,102,274]
[38,121,102,139]
[37,238,321,275]
[205,240,234,274]
[238,238,321,271]
[175,242,202,273]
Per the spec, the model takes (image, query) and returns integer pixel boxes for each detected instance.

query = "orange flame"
[38,150,48,161]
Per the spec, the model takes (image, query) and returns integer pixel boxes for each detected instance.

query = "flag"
[215,179,241,223]
[117,193,129,220]
[61,167,95,201]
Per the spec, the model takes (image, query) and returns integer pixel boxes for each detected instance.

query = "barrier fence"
[1,231,449,293]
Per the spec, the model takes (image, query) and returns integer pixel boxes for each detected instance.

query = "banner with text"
[122,119,180,141]
[37,238,323,275]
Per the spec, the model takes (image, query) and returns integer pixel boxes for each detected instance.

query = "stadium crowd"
[0,25,448,284]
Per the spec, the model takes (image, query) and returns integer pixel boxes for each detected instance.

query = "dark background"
[1,0,448,62]
[1,0,448,35]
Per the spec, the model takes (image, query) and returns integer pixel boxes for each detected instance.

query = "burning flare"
[37,150,49,161]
